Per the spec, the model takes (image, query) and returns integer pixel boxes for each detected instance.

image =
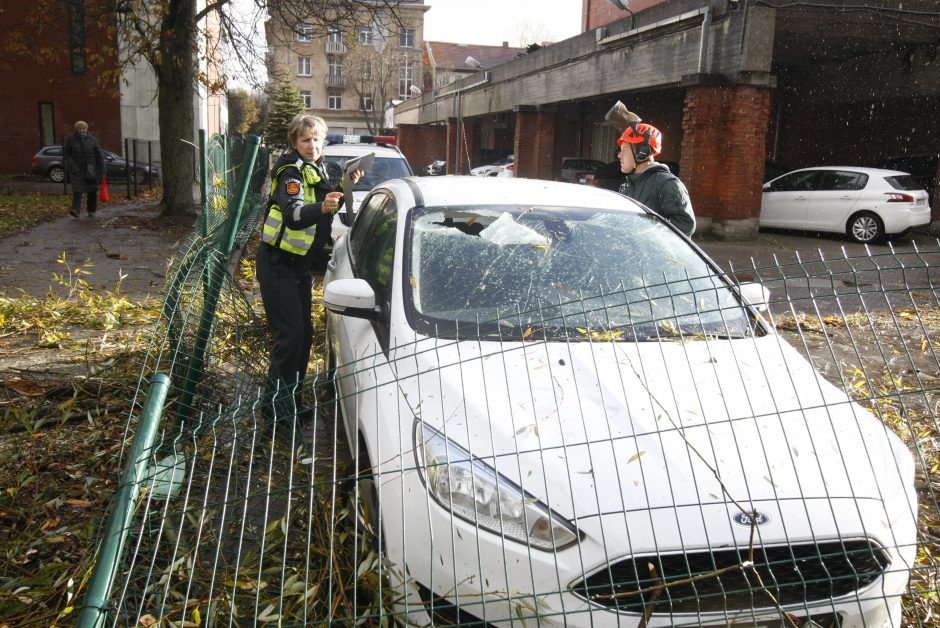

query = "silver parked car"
[31,145,159,184]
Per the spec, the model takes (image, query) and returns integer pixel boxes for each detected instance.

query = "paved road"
[0,194,188,301]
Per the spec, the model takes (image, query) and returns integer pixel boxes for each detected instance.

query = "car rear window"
[47,147,63,156]
[324,154,412,191]
[885,175,923,191]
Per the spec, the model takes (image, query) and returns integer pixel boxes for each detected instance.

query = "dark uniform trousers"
[256,242,314,419]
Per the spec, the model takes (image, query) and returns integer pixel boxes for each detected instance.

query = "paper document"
[340,152,374,214]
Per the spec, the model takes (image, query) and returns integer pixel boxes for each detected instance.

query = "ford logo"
[733,510,771,527]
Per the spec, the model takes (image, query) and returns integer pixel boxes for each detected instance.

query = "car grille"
[572,540,889,615]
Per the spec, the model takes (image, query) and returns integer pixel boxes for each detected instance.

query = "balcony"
[326,74,346,88]
[326,41,346,54]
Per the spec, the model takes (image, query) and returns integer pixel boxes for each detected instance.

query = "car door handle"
[839,195,854,200]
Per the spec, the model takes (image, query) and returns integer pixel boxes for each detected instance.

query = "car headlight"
[415,421,580,551]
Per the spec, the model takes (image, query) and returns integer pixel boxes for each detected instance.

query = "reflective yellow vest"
[262,158,322,256]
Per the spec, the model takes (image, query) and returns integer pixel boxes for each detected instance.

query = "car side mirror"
[323,278,380,320]
[762,183,770,192]
[738,282,770,312]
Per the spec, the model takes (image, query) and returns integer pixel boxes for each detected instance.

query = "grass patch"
[0,192,70,238]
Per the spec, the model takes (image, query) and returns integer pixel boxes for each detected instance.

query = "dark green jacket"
[619,163,696,235]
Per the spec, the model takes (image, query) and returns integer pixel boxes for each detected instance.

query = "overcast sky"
[423,0,582,47]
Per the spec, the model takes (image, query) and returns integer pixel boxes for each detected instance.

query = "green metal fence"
[75,133,940,626]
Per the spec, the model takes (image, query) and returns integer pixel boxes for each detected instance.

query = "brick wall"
[584,0,668,31]
[682,85,772,224]
[398,124,448,174]
[0,3,120,175]
[514,109,557,180]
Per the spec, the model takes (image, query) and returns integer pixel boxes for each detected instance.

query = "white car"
[321,135,413,242]
[760,166,930,243]
[324,176,917,626]
[470,154,514,177]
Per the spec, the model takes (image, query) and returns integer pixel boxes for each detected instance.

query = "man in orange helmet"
[617,122,696,235]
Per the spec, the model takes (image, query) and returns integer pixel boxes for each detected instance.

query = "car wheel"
[847,211,884,244]
[49,166,66,183]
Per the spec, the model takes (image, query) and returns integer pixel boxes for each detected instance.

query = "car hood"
[391,334,914,523]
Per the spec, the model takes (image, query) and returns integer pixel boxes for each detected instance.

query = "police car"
[322,134,413,241]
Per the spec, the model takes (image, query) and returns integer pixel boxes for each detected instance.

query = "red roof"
[425,41,527,71]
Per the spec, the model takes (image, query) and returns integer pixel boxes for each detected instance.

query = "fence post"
[174,136,260,418]
[76,373,170,628]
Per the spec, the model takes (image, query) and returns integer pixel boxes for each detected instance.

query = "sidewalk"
[0,196,189,301]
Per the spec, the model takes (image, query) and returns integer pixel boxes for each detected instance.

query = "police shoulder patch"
[285,179,301,196]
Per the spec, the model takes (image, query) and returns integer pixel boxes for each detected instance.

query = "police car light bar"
[326,133,397,146]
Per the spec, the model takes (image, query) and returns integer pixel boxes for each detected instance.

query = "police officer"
[617,122,696,236]
[256,113,361,422]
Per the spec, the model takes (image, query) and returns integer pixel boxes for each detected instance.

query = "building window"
[328,91,342,110]
[399,28,415,48]
[38,102,55,147]
[67,0,86,74]
[327,29,345,53]
[328,56,343,78]
[300,90,312,109]
[360,60,373,80]
[297,57,311,76]
[359,96,373,111]
[358,27,373,46]
[399,61,414,99]
[296,22,312,42]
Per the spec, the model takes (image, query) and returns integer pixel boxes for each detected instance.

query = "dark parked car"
[576,159,680,190]
[31,145,160,184]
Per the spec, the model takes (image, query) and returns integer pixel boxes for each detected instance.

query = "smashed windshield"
[407,206,759,341]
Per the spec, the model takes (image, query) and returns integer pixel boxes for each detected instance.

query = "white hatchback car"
[324,176,917,626]
[760,166,930,243]
[470,154,514,177]
[321,135,413,242]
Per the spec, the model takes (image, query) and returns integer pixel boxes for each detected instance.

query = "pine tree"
[263,81,306,149]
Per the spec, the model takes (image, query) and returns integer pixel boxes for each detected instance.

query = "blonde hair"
[74,120,88,131]
[287,114,327,147]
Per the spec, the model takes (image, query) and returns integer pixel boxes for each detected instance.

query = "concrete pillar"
[681,84,773,239]
[514,107,558,180]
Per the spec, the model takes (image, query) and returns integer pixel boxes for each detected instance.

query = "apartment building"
[266,1,429,135]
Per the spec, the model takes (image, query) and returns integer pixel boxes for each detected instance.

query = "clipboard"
[340,152,374,215]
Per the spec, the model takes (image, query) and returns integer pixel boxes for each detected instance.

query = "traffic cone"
[100,175,110,203]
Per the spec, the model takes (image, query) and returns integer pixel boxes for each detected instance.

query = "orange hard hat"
[617,123,662,160]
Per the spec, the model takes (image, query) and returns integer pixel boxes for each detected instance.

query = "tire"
[847,211,884,244]
[48,166,65,183]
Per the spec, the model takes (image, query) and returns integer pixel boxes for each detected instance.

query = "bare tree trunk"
[157,0,197,219]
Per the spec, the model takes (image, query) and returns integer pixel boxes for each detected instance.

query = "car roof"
[783,166,909,177]
[383,175,644,213]
[323,143,404,159]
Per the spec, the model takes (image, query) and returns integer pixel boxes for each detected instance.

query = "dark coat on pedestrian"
[619,162,696,235]
[64,131,105,194]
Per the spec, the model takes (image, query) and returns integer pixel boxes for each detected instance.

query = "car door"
[805,170,865,231]
[332,191,399,444]
[760,170,820,228]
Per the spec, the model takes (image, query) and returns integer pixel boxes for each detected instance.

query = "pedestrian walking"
[616,122,696,236]
[63,120,104,218]
[255,114,362,423]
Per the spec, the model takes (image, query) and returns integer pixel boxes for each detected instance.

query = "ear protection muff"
[630,123,653,162]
